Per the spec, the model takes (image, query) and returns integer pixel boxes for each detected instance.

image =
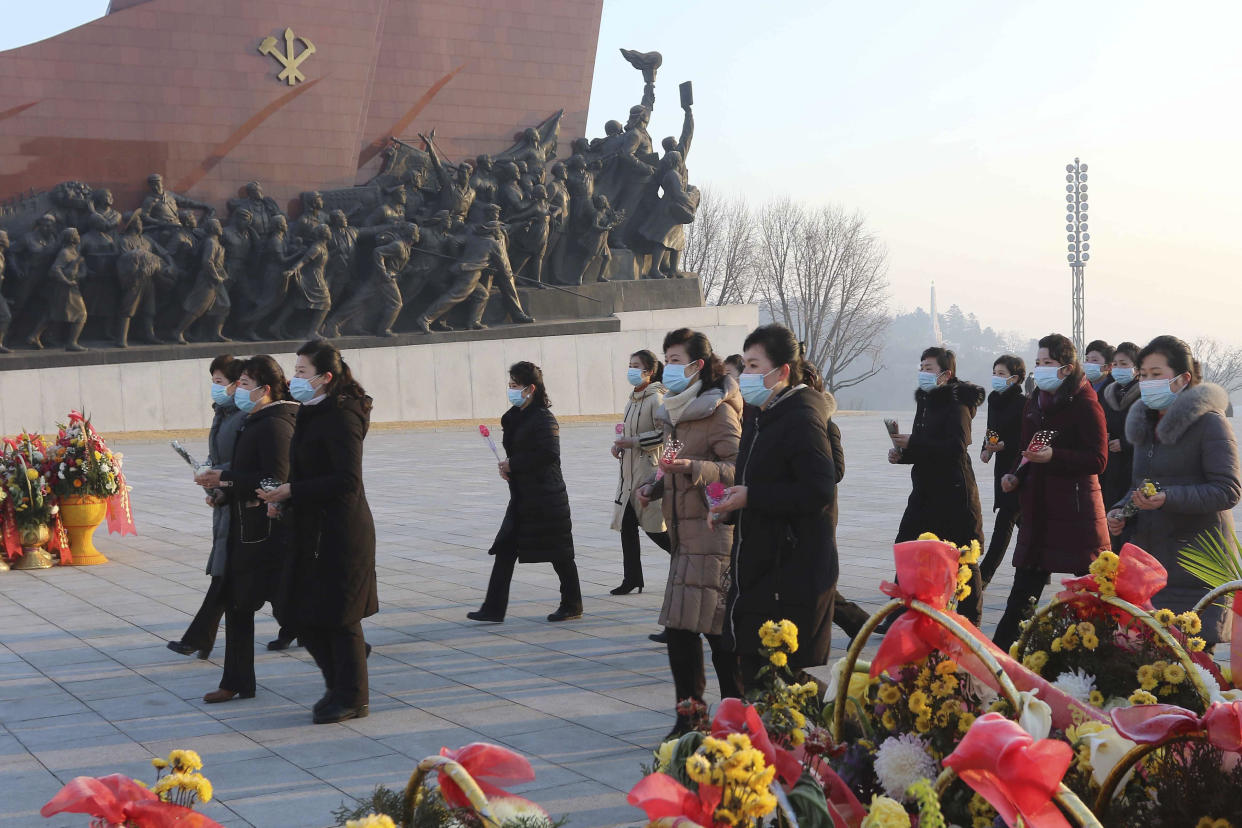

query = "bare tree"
[1194,337,1242,395]
[755,200,890,392]
[681,186,758,305]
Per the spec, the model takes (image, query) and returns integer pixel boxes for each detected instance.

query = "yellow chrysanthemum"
[931,676,957,698]
[790,728,806,746]
[881,710,897,730]
[168,750,203,772]
[151,758,168,769]
[861,794,909,828]
[1153,608,1176,626]
[915,713,932,733]
[917,531,942,541]
[778,619,799,652]
[769,651,788,668]
[1098,579,1117,597]
[908,689,931,715]
[1129,689,1158,705]
[1187,636,1207,653]
[1137,665,1159,690]
[1089,690,1105,707]
[958,711,976,733]
[1022,650,1048,672]
[1165,664,1186,684]
[1076,621,1096,636]
[1051,637,1063,653]
[193,776,213,803]
[935,659,959,676]
[685,753,713,785]
[24,468,38,481]
[959,539,982,565]
[1177,612,1203,635]
[878,682,901,705]
[724,732,752,751]
[759,620,782,649]
[345,815,396,828]
[702,736,735,758]
[1082,632,1099,650]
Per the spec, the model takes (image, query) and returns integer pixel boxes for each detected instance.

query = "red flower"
[478,424,491,438]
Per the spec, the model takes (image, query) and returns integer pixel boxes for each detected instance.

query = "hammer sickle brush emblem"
[258,28,317,86]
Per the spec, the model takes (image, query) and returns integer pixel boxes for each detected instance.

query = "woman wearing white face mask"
[978,355,1026,588]
[469,361,582,624]
[1107,335,1240,644]
[1100,341,1141,551]
[993,333,1109,650]
[167,355,246,659]
[610,350,670,596]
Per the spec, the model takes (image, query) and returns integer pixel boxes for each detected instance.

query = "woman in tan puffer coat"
[638,328,743,737]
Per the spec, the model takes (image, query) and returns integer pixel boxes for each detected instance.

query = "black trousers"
[619,500,671,587]
[181,576,226,652]
[481,550,582,617]
[980,502,1021,587]
[301,622,368,708]
[992,567,1051,651]
[667,627,742,705]
[219,606,256,695]
[832,591,871,640]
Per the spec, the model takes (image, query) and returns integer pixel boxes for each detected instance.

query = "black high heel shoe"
[609,583,644,596]
[167,640,210,659]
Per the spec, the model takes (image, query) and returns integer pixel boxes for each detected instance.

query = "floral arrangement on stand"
[1,431,69,566]
[49,412,124,499]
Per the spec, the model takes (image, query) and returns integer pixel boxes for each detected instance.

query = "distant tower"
[930,281,944,345]
[1065,158,1090,351]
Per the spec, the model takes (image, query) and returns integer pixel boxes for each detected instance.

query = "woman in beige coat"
[638,328,743,737]
[610,349,671,595]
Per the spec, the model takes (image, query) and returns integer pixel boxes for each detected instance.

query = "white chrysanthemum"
[1191,662,1223,703]
[1051,668,1098,703]
[873,733,937,802]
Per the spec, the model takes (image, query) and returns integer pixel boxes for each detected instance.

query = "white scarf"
[662,380,702,426]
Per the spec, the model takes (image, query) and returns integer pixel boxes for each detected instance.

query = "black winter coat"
[219,401,297,612]
[489,404,575,564]
[895,379,986,548]
[724,385,838,671]
[282,395,378,628]
[1100,379,1140,509]
[1011,374,1109,574]
[985,383,1026,510]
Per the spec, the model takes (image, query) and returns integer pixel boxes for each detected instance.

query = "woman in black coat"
[168,354,246,659]
[468,361,582,624]
[1100,341,1141,551]
[260,340,378,724]
[715,325,838,687]
[888,347,986,623]
[979,355,1027,586]
[193,355,297,704]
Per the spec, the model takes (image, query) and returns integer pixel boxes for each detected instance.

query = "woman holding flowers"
[258,340,378,724]
[194,355,297,703]
[637,328,742,735]
[469,361,583,624]
[712,324,838,689]
[1107,335,1240,642]
[168,354,245,659]
[609,349,670,596]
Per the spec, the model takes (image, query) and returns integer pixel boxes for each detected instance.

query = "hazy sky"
[8,1,1242,347]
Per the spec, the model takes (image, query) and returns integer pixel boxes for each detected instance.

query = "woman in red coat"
[993,333,1109,649]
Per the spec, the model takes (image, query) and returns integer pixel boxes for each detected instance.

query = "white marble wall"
[0,304,759,434]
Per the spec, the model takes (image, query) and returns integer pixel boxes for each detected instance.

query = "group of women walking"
[167,340,378,724]
[888,332,1239,652]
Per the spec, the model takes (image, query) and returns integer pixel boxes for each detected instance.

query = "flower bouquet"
[1118,479,1161,519]
[655,439,684,482]
[49,414,123,499]
[1015,429,1057,473]
[1,433,69,566]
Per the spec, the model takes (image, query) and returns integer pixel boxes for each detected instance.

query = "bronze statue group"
[0,49,698,352]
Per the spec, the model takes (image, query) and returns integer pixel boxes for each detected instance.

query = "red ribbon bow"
[41,774,224,828]
[870,539,961,678]
[711,697,803,789]
[1110,701,1242,752]
[1059,543,1167,610]
[436,742,536,810]
[943,712,1073,828]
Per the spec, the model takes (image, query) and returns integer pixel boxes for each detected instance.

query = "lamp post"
[1065,158,1089,351]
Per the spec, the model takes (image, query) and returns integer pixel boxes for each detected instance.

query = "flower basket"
[59,494,109,565]
[401,744,548,828]
[1192,579,1242,690]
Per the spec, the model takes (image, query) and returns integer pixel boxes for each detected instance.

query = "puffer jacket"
[648,376,742,634]
[1124,382,1240,642]
[611,382,667,533]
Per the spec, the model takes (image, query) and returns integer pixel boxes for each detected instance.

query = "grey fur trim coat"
[1123,382,1240,642]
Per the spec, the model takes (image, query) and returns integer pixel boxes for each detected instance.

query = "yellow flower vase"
[60,495,109,565]
[12,523,53,569]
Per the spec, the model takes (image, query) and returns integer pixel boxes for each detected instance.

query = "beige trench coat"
[648,376,742,635]
[611,382,668,533]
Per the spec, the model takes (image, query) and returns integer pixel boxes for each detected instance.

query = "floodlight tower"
[1065,158,1089,351]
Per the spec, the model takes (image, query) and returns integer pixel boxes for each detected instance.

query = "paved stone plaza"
[2,413,1236,827]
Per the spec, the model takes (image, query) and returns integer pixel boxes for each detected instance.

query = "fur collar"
[1125,382,1229,446]
[1102,379,1141,413]
[916,378,985,414]
[823,390,838,419]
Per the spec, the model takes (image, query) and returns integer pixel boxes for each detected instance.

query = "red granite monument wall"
[0,0,602,212]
